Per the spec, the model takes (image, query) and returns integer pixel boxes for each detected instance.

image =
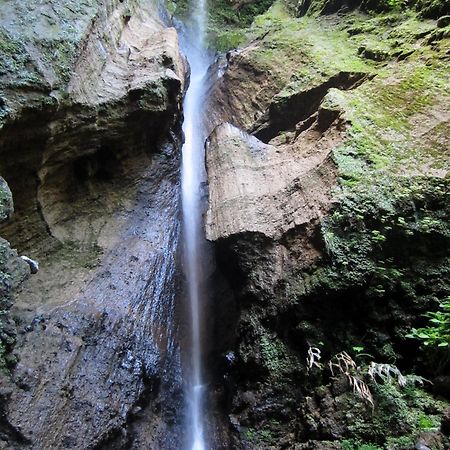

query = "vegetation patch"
[0,238,28,373]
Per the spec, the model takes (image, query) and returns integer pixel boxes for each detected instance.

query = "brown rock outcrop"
[205,5,450,449]
[206,41,285,133]
[0,0,186,254]
[0,1,188,448]
[204,92,346,449]
[206,121,338,242]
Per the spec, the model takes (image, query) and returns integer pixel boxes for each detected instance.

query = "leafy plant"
[306,346,322,372]
[329,352,374,407]
[352,345,374,360]
[406,297,450,348]
[418,414,435,430]
[406,298,450,372]
[341,441,383,450]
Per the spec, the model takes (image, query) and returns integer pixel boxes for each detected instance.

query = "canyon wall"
[204,1,450,448]
[0,1,188,448]
[1,0,449,448]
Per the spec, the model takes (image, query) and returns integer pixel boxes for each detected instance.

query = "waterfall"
[180,0,211,449]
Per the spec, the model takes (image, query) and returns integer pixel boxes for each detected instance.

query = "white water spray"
[180,0,210,449]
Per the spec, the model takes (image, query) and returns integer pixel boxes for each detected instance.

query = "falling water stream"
[180,0,211,449]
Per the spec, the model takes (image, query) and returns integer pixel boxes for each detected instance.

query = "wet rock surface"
[0,1,187,448]
[3,150,183,449]
[1,177,30,377]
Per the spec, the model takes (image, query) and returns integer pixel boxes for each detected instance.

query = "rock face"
[207,41,285,133]
[0,0,185,254]
[0,178,13,223]
[0,1,188,448]
[2,152,184,449]
[206,121,338,242]
[1,0,449,449]
[205,3,450,449]
[0,179,30,373]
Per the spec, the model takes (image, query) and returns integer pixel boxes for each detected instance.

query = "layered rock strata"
[0,0,185,254]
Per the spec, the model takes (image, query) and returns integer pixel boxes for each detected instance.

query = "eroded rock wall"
[0,0,185,254]
[0,1,189,448]
[205,2,450,448]
[0,178,29,370]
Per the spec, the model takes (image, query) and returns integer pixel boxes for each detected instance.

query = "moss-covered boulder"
[0,177,13,223]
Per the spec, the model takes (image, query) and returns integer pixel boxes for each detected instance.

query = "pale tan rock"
[68,2,186,106]
[0,0,186,254]
[206,42,281,134]
[206,120,339,242]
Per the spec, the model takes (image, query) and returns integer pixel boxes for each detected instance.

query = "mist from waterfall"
[179,0,211,449]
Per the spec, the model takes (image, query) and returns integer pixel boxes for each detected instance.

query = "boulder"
[0,177,13,223]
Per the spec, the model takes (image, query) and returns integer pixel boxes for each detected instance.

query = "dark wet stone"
[437,15,450,28]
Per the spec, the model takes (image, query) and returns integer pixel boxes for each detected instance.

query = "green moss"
[415,0,450,18]
[212,29,247,52]
[243,426,276,444]
[0,28,44,89]
[206,0,277,27]
[242,427,257,443]
[217,2,450,447]
[259,334,290,374]
[341,441,383,450]
[303,35,450,297]
[171,0,276,51]
[54,241,103,270]
[337,380,448,448]
[418,413,436,429]
[270,16,369,73]
[315,175,450,283]
[298,0,449,17]
[304,14,450,317]
[38,38,78,86]
[242,422,283,446]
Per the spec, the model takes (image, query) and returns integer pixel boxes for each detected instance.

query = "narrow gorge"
[0,0,449,449]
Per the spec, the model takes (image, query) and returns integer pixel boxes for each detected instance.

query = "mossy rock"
[415,0,450,19]
[358,43,391,61]
[0,178,13,223]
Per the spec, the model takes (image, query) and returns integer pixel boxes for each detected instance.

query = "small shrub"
[418,413,435,429]
[406,297,450,372]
